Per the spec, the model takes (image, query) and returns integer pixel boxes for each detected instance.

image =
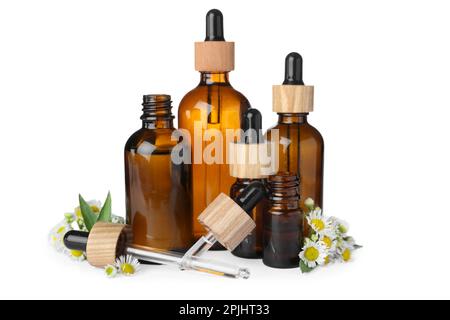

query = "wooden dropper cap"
[197,181,266,251]
[229,109,275,179]
[85,222,132,267]
[195,9,235,72]
[273,52,314,113]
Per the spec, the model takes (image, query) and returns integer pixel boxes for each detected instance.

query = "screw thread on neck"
[141,94,174,123]
[268,173,300,210]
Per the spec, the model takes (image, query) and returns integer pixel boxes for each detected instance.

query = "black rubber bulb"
[234,181,267,214]
[242,108,263,144]
[205,9,225,41]
[64,230,89,252]
[283,52,304,85]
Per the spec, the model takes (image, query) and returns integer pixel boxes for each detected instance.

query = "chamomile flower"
[299,239,327,269]
[306,209,334,237]
[48,221,73,252]
[320,234,337,253]
[66,249,86,262]
[75,200,102,218]
[337,238,355,262]
[104,265,118,278]
[339,246,353,262]
[116,255,140,276]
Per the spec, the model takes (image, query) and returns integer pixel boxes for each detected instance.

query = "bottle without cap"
[125,95,193,253]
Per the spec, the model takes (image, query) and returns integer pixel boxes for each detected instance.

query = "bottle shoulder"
[178,84,251,110]
[305,122,324,142]
[125,127,177,152]
[266,121,324,148]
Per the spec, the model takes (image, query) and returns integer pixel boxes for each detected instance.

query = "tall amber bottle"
[125,94,193,252]
[178,9,251,240]
[266,53,324,229]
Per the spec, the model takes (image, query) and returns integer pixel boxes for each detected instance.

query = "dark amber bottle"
[125,95,193,252]
[263,173,302,268]
[178,9,251,240]
[230,178,268,259]
[267,53,324,235]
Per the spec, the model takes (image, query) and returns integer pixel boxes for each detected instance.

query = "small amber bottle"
[263,173,302,268]
[178,9,251,241]
[267,52,324,236]
[230,109,269,259]
[125,95,193,252]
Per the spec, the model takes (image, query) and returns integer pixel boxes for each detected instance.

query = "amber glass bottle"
[267,53,324,236]
[263,173,302,268]
[178,9,251,240]
[230,178,268,258]
[125,95,193,252]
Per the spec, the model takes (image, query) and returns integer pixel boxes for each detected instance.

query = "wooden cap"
[198,193,256,251]
[273,85,314,113]
[86,222,132,268]
[228,143,275,179]
[195,42,235,72]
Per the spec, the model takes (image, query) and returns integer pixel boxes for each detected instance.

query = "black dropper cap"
[64,230,89,252]
[233,181,267,214]
[205,9,225,41]
[242,108,263,144]
[283,52,304,85]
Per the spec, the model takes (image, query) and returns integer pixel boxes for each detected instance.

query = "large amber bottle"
[125,94,193,252]
[266,52,324,220]
[178,9,251,239]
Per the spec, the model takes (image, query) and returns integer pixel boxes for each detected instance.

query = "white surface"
[1,0,449,300]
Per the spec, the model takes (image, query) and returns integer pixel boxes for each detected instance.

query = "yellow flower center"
[76,205,100,218]
[324,256,330,265]
[304,247,320,262]
[91,205,100,213]
[71,250,83,258]
[56,226,66,234]
[311,219,325,231]
[322,236,332,248]
[105,266,116,276]
[342,248,352,262]
[121,263,135,275]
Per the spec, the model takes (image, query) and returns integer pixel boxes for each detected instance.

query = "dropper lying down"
[64,229,250,279]
[64,181,266,279]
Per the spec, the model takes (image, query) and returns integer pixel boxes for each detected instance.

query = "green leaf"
[300,260,315,274]
[79,194,98,231]
[97,192,112,222]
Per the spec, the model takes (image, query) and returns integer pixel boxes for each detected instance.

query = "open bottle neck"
[141,95,174,129]
[277,113,309,124]
[199,72,230,85]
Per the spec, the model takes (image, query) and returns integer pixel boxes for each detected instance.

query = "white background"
[1,0,449,300]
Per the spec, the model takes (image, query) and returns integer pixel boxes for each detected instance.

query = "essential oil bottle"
[229,109,269,259]
[266,52,324,229]
[125,95,193,252]
[178,9,251,241]
[263,173,302,268]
